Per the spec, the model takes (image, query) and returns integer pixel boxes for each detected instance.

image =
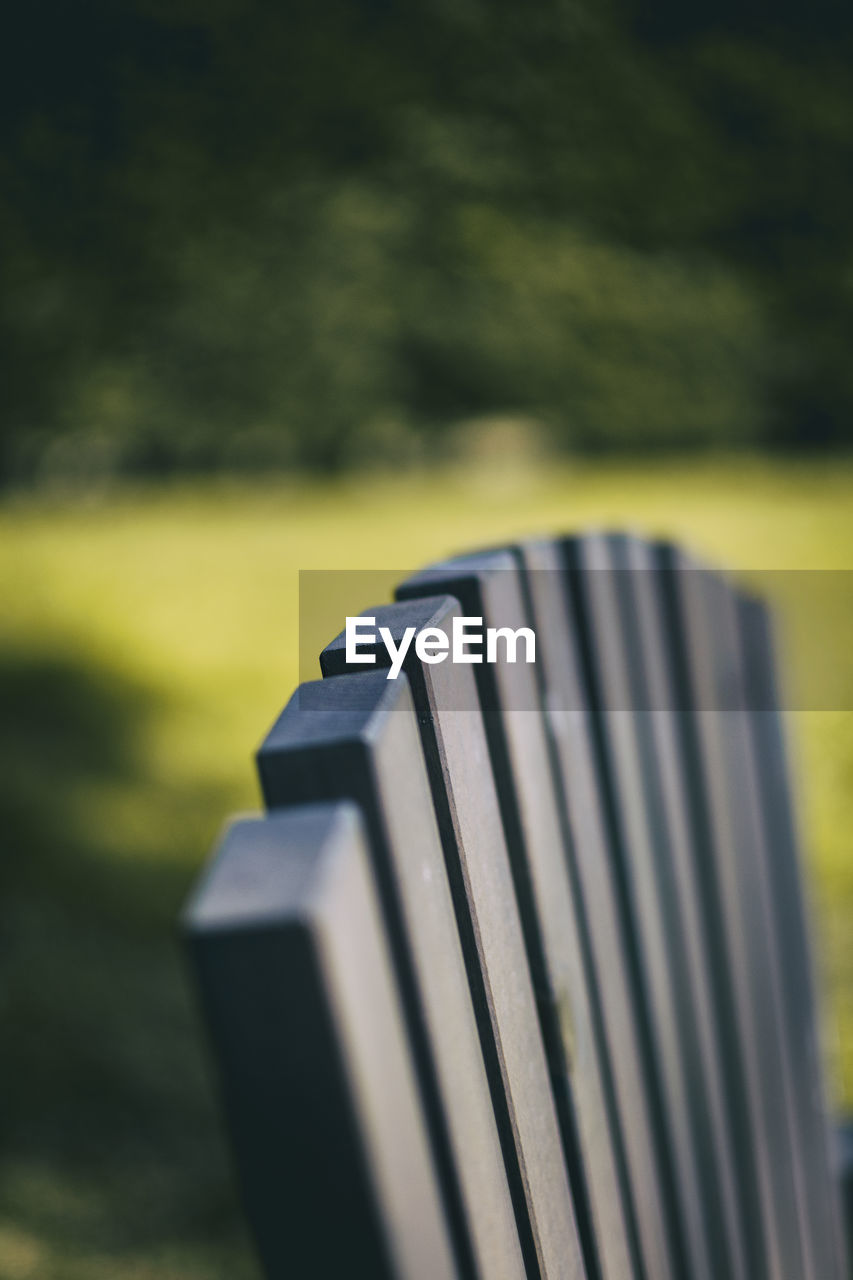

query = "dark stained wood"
[654,546,806,1280]
[738,593,847,1278]
[256,670,531,1280]
[322,594,593,1280]
[612,534,751,1280]
[184,528,844,1280]
[495,539,679,1280]
[184,805,458,1280]
[397,556,646,1280]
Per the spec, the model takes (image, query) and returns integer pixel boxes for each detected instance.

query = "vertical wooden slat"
[699,568,817,1280]
[398,555,644,1280]
[184,805,458,1280]
[738,593,847,1278]
[614,534,751,1280]
[507,540,679,1280]
[321,594,591,1280]
[565,531,715,1279]
[655,546,805,1280]
[256,671,532,1280]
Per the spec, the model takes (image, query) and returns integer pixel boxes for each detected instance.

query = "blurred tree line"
[2,0,852,482]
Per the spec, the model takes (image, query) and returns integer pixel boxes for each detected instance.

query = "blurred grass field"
[1,456,851,1279]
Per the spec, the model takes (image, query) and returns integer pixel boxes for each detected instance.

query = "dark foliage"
[2,0,852,481]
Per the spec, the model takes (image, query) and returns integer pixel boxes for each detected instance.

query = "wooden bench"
[184,533,850,1280]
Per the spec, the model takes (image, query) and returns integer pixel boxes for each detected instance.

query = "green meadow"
[1,457,851,1278]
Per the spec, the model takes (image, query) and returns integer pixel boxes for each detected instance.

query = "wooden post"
[322,594,590,1280]
[257,671,529,1280]
[184,805,458,1280]
[398,555,640,1280]
[738,594,847,1278]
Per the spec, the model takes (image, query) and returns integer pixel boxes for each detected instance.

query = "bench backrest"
[184,533,847,1280]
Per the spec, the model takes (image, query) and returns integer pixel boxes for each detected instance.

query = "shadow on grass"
[0,648,257,1279]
